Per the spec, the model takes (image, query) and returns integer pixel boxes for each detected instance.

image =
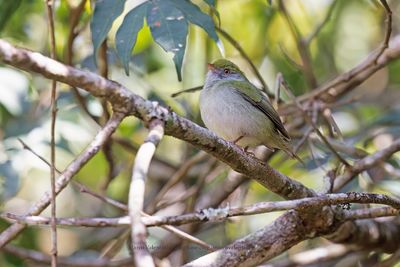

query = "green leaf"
[167,0,224,56]
[203,0,215,7]
[167,0,217,42]
[116,2,148,75]
[90,0,125,64]
[0,0,22,33]
[147,0,188,81]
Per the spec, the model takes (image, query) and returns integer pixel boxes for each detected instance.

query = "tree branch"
[4,192,399,228]
[0,38,315,201]
[3,244,132,267]
[129,119,164,267]
[333,138,400,191]
[0,111,125,248]
[44,0,58,264]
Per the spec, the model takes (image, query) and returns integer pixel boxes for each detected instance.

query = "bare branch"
[4,192,399,228]
[328,217,400,253]
[0,112,125,248]
[3,245,132,267]
[304,0,338,44]
[342,206,400,220]
[333,138,400,191]
[16,138,214,252]
[278,75,350,166]
[264,244,357,267]
[0,39,315,200]
[286,1,394,106]
[146,151,207,214]
[44,0,58,264]
[129,119,164,267]
[182,209,333,267]
[63,0,98,123]
[216,27,270,94]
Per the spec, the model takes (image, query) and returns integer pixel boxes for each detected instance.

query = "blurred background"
[0,0,400,266]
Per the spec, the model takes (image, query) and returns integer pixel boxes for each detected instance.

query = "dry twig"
[44,0,58,264]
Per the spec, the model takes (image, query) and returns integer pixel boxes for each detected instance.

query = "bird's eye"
[223,68,230,74]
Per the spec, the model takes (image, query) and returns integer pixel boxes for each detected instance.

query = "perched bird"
[199,59,300,161]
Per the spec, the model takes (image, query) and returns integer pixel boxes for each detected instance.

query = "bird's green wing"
[230,80,290,140]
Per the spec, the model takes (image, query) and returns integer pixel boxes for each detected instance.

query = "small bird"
[199,59,300,161]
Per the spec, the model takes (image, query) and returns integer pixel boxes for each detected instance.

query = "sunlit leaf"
[90,0,125,64]
[167,0,224,55]
[203,0,215,7]
[147,0,188,81]
[116,2,148,75]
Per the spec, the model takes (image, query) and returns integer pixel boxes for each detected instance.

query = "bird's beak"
[207,63,215,71]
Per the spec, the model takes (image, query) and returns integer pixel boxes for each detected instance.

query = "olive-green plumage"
[200,59,299,160]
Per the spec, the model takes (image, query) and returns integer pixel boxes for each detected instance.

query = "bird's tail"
[283,147,305,166]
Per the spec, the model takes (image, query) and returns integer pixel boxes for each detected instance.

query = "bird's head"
[205,59,247,87]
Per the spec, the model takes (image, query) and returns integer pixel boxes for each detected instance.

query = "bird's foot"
[243,146,256,157]
[233,135,244,144]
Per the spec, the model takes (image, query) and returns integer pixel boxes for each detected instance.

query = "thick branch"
[327,217,400,253]
[183,209,335,267]
[129,119,164,267]
[0,39,314,200]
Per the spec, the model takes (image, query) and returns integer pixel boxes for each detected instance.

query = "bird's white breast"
[199,83,270,147]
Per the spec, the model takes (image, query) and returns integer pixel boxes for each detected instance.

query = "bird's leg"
[232,136,256,157]
[233,135,244,144]
[273,73,285,109]
[243,146,256,157]
[231,136,257,157]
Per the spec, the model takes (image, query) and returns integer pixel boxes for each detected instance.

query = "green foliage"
[90,0,126,64]
[91,0,222,80]
[203,0,215,7]
[1,0,400,265]
[116,2,147,74]
[146,0,188,81]
[0,0,21,33]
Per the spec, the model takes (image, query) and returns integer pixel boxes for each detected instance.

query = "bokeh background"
[1,0,400,266]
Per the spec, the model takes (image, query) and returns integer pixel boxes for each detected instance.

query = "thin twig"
[278,0,317,88]
[278,73,351,166]
[263,244,356,267]
[3,245,132,267]
[63,0,99,123]
[333,138,400,191]
[342,206,400,220]
[0,112,126,248]
[289,0,393,103]
[146,151,207,214]
[304,0,338,44]
[45,0,58,264]
[129,119,164,267]
[4,192,400,228]
[17,138,215,252]
[171,85,203,97]
[141,213,215,252]
[216,27,270,94]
